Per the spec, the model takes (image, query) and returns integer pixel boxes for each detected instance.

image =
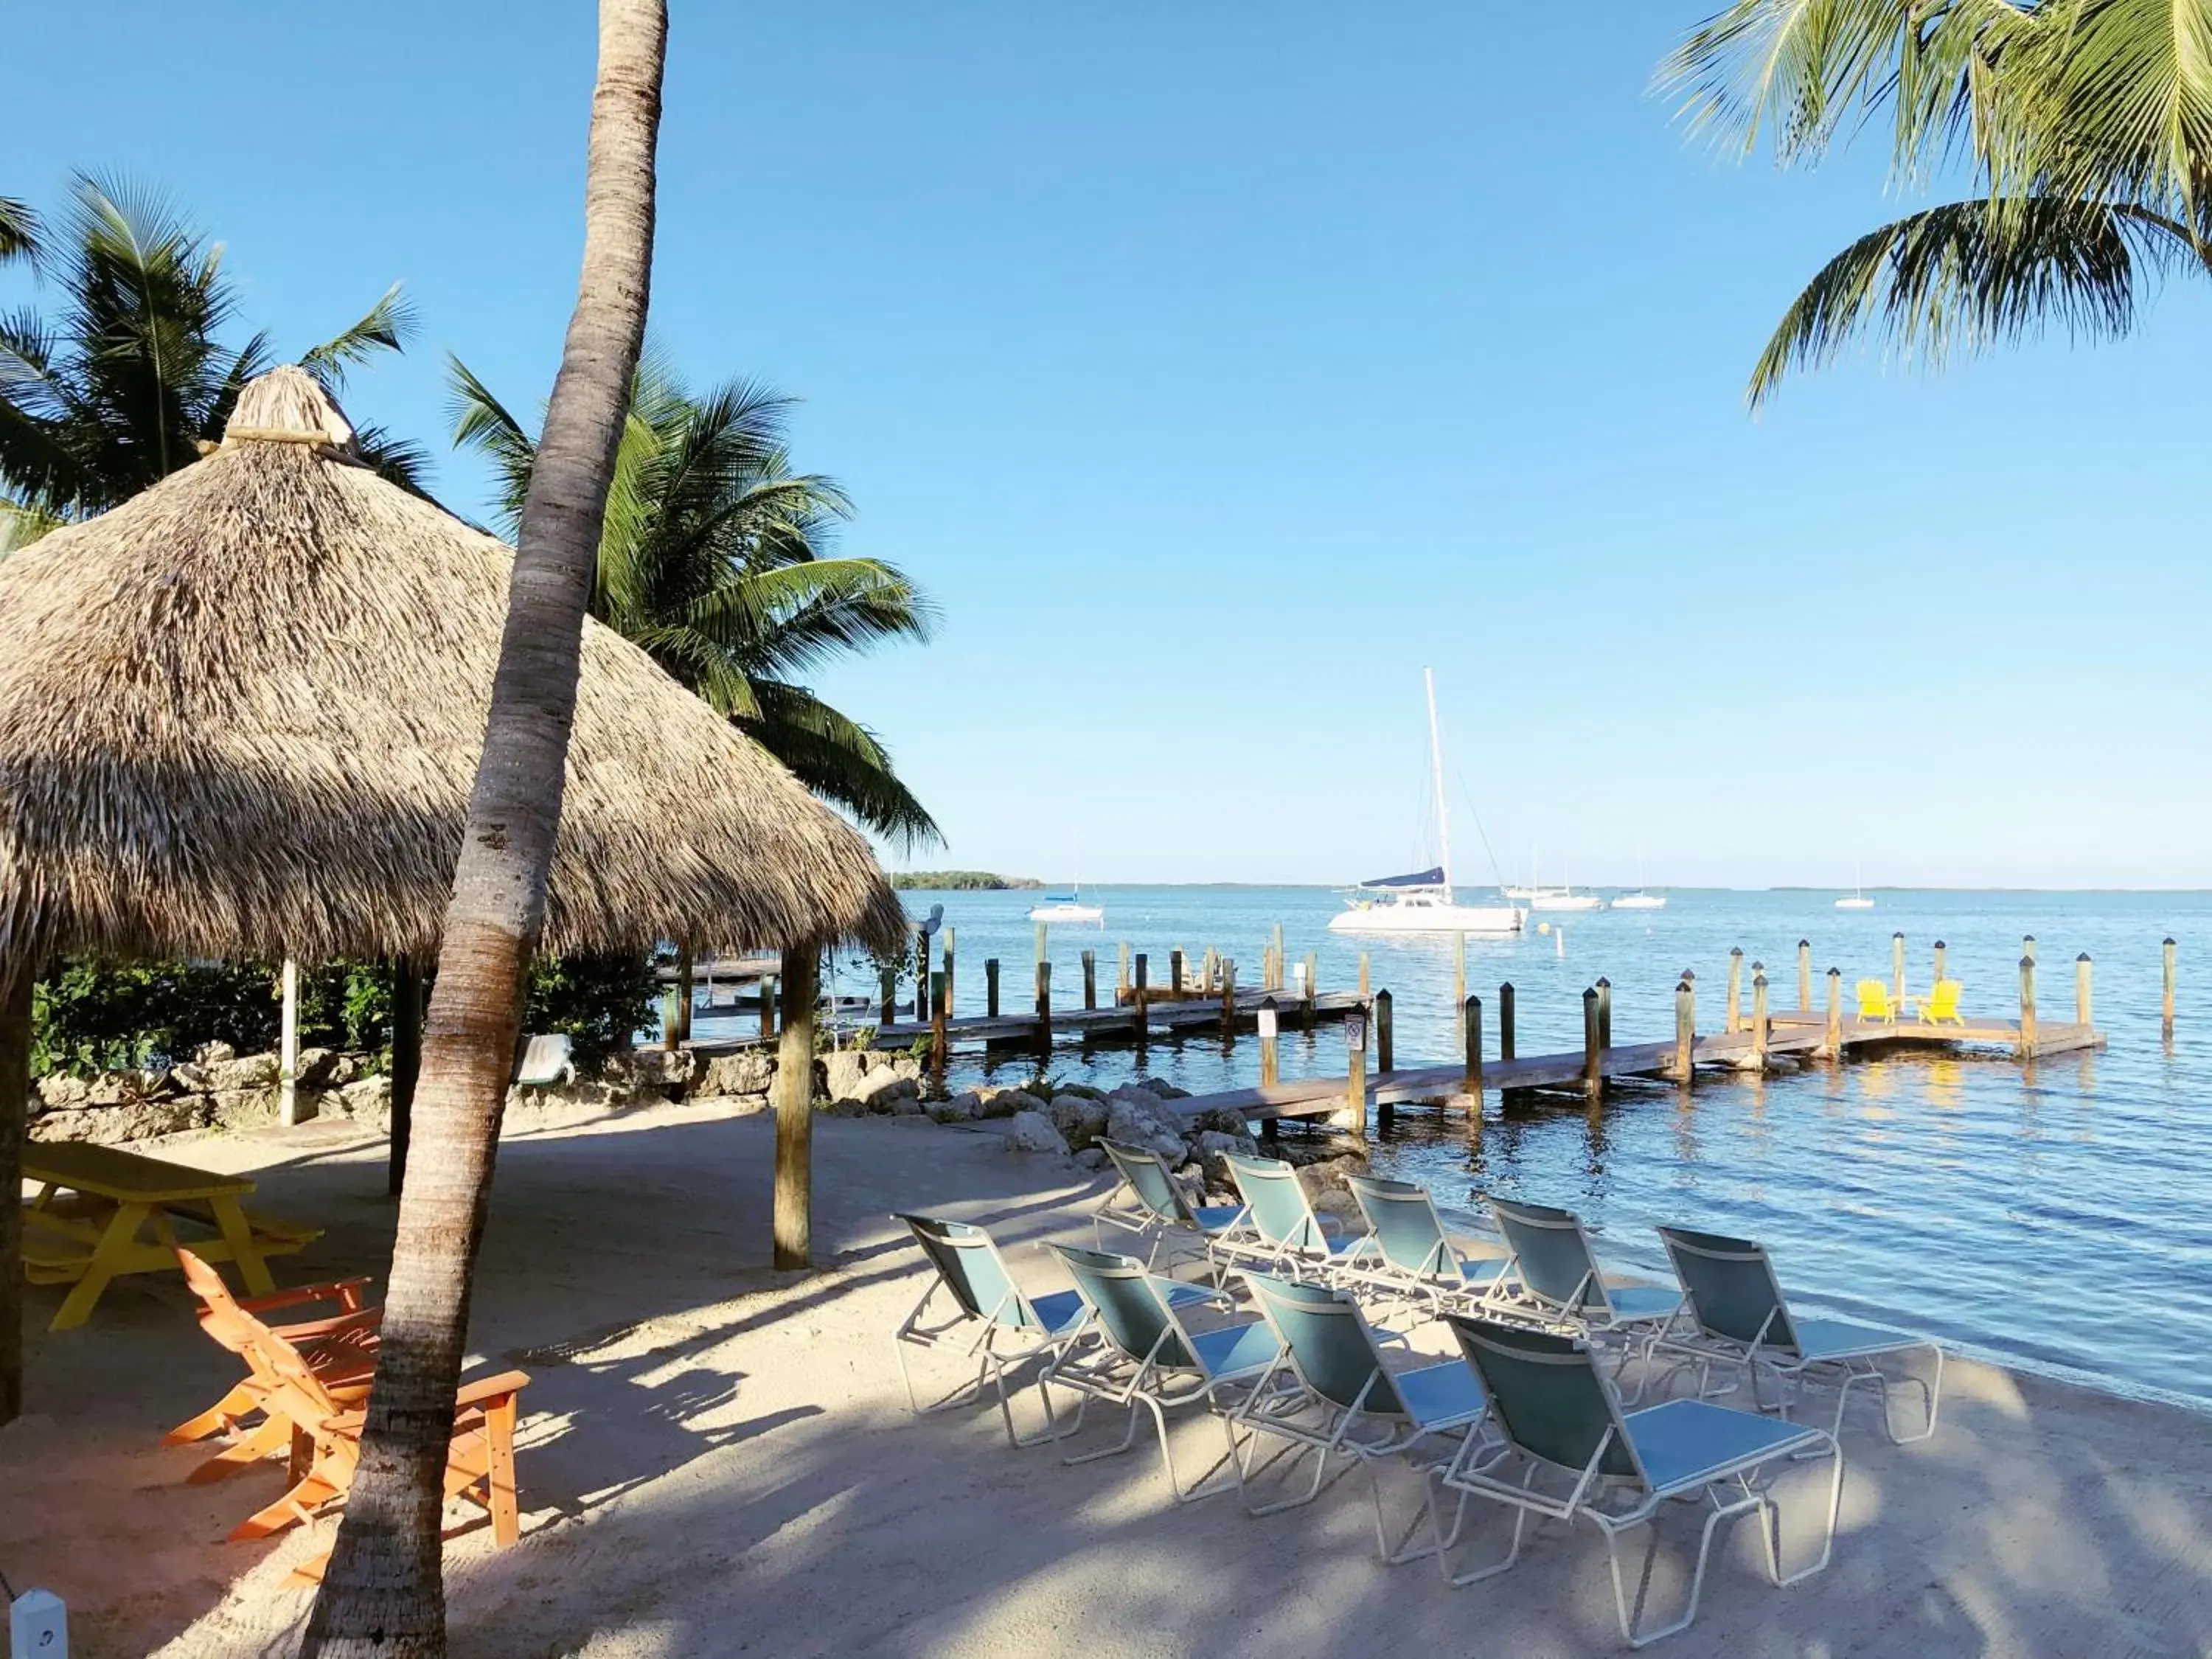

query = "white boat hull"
[1834,897,1874,910]
[1029,904,1103,923]
[1328,902,1525,935]
[1610,894,1666,910]
[1529,893,1601,912]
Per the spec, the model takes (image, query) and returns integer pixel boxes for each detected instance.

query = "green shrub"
[523,953,660,1065]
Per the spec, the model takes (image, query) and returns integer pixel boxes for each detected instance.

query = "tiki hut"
[0,366,909,1414]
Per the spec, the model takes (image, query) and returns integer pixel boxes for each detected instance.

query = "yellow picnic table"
[20,1141,319,1330]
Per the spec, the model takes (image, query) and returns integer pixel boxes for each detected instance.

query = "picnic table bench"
[20,1141,319,1329]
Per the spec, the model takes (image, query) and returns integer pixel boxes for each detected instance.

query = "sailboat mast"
[1424,666,1453,903]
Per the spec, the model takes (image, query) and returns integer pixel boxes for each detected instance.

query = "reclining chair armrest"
[453,1370,532,1409]
[275,1306,385,1345]
[240,1276,376,1316]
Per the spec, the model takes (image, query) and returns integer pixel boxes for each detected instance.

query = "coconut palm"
[1665,0,2212,405]
[300,4,670,1652]
[447,352,942,846]
[0,174,426,546]
[0,197,38,267]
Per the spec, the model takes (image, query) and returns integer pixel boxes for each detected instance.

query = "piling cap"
[2078,951,2091,962]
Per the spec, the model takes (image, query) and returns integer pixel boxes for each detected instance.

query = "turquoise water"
[713,886,2212,1408]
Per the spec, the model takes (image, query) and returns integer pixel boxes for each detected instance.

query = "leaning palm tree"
[1665,1,2212,405]
[300,2,669,1652]
[448,351,942,846]
[0,174,426,543]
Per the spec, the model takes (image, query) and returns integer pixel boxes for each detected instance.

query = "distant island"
[890,871,1043,891]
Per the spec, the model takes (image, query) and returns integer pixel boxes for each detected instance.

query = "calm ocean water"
[712,886,2212,1410]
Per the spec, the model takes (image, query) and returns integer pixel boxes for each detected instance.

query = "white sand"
[8,1101,2212,1658]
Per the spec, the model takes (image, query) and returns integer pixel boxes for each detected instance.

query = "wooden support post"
[879,964,896,1026]
[1034,921,1048,967]
[1933,938,1947,990]
[1891,932,1906,1006]
[759,972,776,1042]
[1346,1007,1368,1147]
[1034,961,1052,1060]
[1452,931,1467,1041]
[1201,947,1217,995]
[773,944,818,1270]
[1169,947,1185,997]
[0,964,32,1425]
[1116,942,1130,1004]
[1594,976,1613,1051]
[1082,949,1097,1011]
[2076,953,2093,1028]
[279,958,305,1126]
[388,960,424,1198]
[672,947,694,1044]
[1673,978,1695,1081]
[1272,923,1285,991]
[917,933,933,1020]
[2023,933,2037,964]
[661,962,683,1051]
[1133,953,1149,1046]
[1302,951,1318,1032]
[1498,981,1516,1062]
[1581,987,1601,1098]
[985,958,1001,1020]
[1796,940,1812,1012]
[1374,987,1394,1073]
[942,928,956,1019]
[2019,954,2038,1057]
[1259,996,1280,1087]
[929,973,947,1096]
[1357,952,1371,998]
[1220,959,1237,1037]
[1463,995,1483,1097]
[2164,936,2177,1040]
[1725,948,1743,1034]
[1826,967,1842,1058]
[1750,971,1770,1071]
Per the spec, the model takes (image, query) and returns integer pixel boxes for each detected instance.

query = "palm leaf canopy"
[0,366,906,964]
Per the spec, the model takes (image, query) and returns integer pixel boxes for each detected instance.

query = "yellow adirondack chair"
[1916,979,1965,1026]
[1855,979,1896,1023]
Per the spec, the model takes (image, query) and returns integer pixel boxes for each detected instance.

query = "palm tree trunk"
[297,3,666,1653]
[0,965,30,1425]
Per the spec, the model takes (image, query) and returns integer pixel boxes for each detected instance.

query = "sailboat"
[1029,881,1102,925]
[1610,848,1668,911]
[1328,669,1524,936]
[1528,860,1601,912]
[1834,869,1875,911]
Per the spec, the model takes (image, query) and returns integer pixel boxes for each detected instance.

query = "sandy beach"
[9,1100,2211,1658]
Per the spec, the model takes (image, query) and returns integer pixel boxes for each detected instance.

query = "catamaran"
[1329,669,1524,936]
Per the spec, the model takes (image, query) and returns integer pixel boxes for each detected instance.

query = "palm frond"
[684,557,938,681]
[743,681,943,850]
[352,422,436,497]
[299,283,419,392]
[444,355,540,538]
[1748,194,2197,403]
[0,494,64,554]
[0,196,42,269]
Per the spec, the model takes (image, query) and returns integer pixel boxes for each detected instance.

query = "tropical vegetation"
[448,349,941,846]
[0,173,423,550]
[890,870,1040,890]
[1666,0,2212,403]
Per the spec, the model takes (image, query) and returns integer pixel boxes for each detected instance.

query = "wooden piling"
[1346,1007,1368,1147]
[879,964,896,1026]
[942,928,956,1018]
[1725,948,1743,1034]
[1582,987,1601,1097]
[1259,996,1280,1086]
[1220,959,1237,1037]
[1202,946,1218,995]
[1082,948,1097,1011]
[1825,967,1842,1058]
[1034,920,1048,966]
[1464,995,1483,1096]
[917,933,933,1020]
[985,958,1001,1020]
[1116,942,1130,1004]
[929,972,947,1096]
[2023,933,2037,966]
[2019,954,2038,1057]
[1891,933,1905,1006]
[2163,936,2177,1039]
[1133,953,1149,1048]
[2076,953,2093,1028]
[1358,952,1371,998]
[1303,951,1318,1032]
[1169,947,1185,997]
[1453,931,1468,1040]
[1797,939,1812,1012]
[1499,982,1517,1062]
[1272,923,1285,991]
[1933,938,1947,989]
[1673,978,1694,1081]
[1750,971,1770,1070]
[1595,976,1613,1051]
[1374,987,1394,1073]
[1034,961,1052,1060]
[279,958,303,1127]
[771,944,820,1270]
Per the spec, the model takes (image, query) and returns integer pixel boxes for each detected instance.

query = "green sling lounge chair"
[1231,1270,1490,1563]
[1486,1197,1683,1368]
[1435,1315,1844,1649]
[893,1212,1103,1446]
[1036,1243,1284,1502]
[1092,1138,1249,1279]
[1655,1225,1942,1444]
[1343,1173,1512,1310]
[1217,1153,1374,1282]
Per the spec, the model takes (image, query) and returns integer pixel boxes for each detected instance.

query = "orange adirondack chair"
[167,1259,383,1484]
[174,1249,529,1581]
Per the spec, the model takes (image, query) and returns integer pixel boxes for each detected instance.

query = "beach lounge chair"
[1655,1225,1942,1444]
[1485,1198,1682,1366]
[1092,1138,1248,1277]
[1435,1315,1843,1648]
[1035,1244,1284,1500]
[895,1211,1194,1445]
[164,1258,382,1484]
[1216,1152,1372,1281]
[174,1249,526,1583]
[1854,980,1896,1023]
[1341,1174,1511,1310]
[513,1032,576,1087]
[1231,1270,1489,1562]
[1913,979,1965,1026]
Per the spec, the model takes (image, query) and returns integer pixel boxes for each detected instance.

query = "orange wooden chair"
[173,1249,530,1581]
[167,1256,383,1484]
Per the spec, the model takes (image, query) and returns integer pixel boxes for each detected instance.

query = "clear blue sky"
[11,4,2209,888]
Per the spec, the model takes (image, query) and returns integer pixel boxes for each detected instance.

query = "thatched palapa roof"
[0,366,908,964]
